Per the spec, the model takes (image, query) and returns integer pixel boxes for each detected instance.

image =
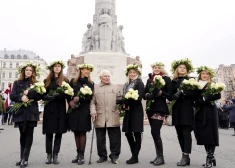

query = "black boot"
[46,154,52,164]
[150,141,157,164]
[177,153,190,166]
[77,150,85,165]
[204,146,216,168]
[16,147,24,166]
[153,140,165,166]
[19,148,30,168]
[19,159,28,168]
[126,133,141,164]
[71,150,79,163]
[53,153,59,164]
[126,155,139,164]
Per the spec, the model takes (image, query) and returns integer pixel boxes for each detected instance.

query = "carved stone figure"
[98,8,112,51]
[112,35,117,51]
[117,25,126,53]
[94,34,99,50]
[134,56,142,68]
[82,23,92,52]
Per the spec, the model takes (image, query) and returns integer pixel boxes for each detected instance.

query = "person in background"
[221,101,229,129]
[224,99,235,136]
[7,101,14,125]
[0,92,6,131]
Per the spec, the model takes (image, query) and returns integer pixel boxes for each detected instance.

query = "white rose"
[41,87,46,93]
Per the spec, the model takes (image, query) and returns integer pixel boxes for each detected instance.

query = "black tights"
[150,119,163,141]
[74,131,86,152]
[19,126,34,161]
[125,132,142,156]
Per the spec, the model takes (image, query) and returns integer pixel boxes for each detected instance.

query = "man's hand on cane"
[91,114,97,122]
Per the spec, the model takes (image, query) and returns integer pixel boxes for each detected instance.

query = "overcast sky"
[0,0,235,76]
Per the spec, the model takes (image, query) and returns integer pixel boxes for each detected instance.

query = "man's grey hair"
[99,70,111,77]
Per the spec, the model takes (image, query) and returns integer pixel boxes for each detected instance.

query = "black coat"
[194,85,220,146]
[122,78,145,133]
[68,78,94,132]
[42,77,70,134]
[171,76,199,127]
[144,74,172,115]
[10,78,42,124]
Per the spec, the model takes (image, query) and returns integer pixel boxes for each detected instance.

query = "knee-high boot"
[16,147,24,166]
[204,145,216,168]
[150,141,157,164]
[153,140,165,166]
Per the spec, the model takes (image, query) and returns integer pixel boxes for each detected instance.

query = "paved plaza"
[0,124,235,168]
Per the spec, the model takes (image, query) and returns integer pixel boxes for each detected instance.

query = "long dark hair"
[18,66,37,84]
[45,68,67,88]
[73,69,93,85]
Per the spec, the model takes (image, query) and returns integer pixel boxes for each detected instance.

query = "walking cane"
[88,119,95,165]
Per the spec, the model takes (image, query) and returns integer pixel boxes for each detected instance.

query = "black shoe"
[77,156,85,165]
[16,161,21,166]
[150,141,158,164]
[53,154,59,164]
[19,159,28,168]
[202,156,216,167]
[46,154,52,164]
[111,158,119,164]
[0,128,4,130]
[126,156,138,164]
[71,152,79,163]
[97,157,107,163]
[177,154,190,166]
[150,156,157,164]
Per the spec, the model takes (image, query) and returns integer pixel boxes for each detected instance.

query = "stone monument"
[67,0,142,85]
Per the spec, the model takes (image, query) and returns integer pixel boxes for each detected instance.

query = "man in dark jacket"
[224,99,235,136]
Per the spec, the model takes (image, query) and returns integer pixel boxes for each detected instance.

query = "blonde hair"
[172,65,189,80]
[152,65,168,76]
[197,71,213,84]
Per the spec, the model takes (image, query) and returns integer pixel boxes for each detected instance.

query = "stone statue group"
[82,8,126,53]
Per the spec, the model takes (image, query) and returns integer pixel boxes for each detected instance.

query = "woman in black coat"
[117,64,144,164]
[43,61,70,164]
[144,62,172,166]
[10,62,42,168]
[68,64,94,165]
[170,58,198,166]
[194,66,221,168]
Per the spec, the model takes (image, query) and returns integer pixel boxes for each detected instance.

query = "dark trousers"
[8,113,12,124]
[125,132,142,157]
[19,126,34,161]
[95,126,121,159]
[175,125,193,154]
[148,115,163,141]
[46,133,62,154]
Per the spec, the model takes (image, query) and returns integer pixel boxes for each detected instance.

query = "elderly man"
[90,70,121,164]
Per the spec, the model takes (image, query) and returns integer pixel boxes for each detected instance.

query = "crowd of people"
[0,58,234,168]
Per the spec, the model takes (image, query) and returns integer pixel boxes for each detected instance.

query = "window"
[9,72,12,78]
[1,82,4,91]
[23,55,28,59]
[11,54,15,59]
[3,62,6,68]
[2,72,5,78]
[9,62,12,68]
[16,62,19,68]
[17,55,22,59]
[4,54,8,59]
[15,72,18,78]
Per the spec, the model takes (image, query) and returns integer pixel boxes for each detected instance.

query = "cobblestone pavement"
[0,124,235,168]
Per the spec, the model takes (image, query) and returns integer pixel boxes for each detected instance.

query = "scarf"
[123,79,138,96]
[198,80,208,90]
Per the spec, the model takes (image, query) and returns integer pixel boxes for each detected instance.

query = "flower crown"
[18,61,41,77]
[151,62,165,68]
[46,60,65,70]
[77,63,94,72]
[196,66,215,77]
[125,64,142,76]
[171,58,194,73]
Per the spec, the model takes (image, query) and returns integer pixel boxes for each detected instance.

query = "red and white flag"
[4,82,12,109]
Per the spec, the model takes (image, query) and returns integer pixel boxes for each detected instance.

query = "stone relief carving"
[82,23,93,53]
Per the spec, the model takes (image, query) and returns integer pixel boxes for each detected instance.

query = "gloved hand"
[145,93,154,100]
[116,99,125,105]
[172,90,182,100]
[44,95,55,101]
[52,93,60,98]
[152,89,160,95]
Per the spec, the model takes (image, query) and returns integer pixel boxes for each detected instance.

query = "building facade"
[214,64,235,103]
[0,48,48,91]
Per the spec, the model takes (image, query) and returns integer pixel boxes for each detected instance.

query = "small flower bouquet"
[13,82,47,113]
[202,82,226,96]
[147,75,166,110]
[169,78,200,113]
[67,85,92,113]
[124,88,139,101]
[43,81,74,106]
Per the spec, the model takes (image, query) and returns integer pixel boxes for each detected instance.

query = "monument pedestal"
[83,52,127,85]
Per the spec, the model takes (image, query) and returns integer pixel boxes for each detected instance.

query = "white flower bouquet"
[124,88,139,101]
[179,78,201,90]
[67,85,92,113]
[202,82,226,96]
[147,75,166,110]
[13,82,47,113]
[43,81,74,106]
